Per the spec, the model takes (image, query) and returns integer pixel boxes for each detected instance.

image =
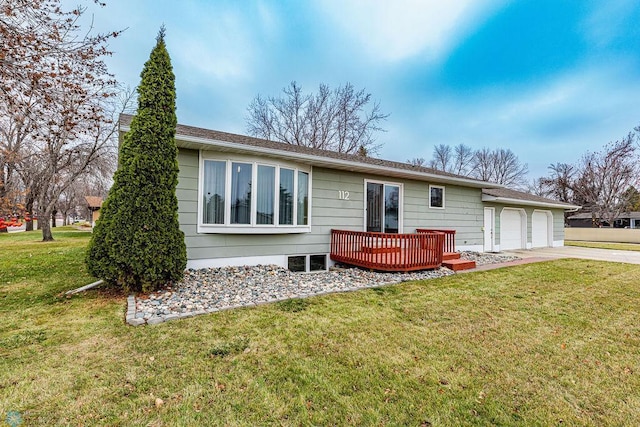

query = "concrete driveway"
[505,246,640,265]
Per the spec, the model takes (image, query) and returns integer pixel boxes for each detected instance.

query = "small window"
[288,256,306,272]
[309,254,327,271]
[429,185,445,209]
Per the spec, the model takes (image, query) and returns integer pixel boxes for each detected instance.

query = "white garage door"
[501,209,524,250]
[532,211,551,248]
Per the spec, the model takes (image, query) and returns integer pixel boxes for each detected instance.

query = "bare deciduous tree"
[535,129,640,226]
[572,134,638,226]
[469,147,495,182]
[419,144,529,187]
[407,157,426,166]
[452,144,474,176]
[539,163,575,203]
[428,144,452,172]
[528,177,548,197]
[246,81,388,155]
[490,148,529,187]
[0,0,125,240]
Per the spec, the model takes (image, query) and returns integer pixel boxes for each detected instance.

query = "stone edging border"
[124,256,537,327]
[126,285,384,327]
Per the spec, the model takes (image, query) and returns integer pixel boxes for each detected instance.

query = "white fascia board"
[482,195,581,211]
[169,131,501,189]
[120,123,500,188]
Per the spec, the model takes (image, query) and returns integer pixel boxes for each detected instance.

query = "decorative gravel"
[128,252,519,326]
[459,251,519,265]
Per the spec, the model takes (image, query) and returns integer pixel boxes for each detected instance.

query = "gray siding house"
[120,115,579,272]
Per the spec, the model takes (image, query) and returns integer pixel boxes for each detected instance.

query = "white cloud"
[379,64,640,177]
[317,0,506,62]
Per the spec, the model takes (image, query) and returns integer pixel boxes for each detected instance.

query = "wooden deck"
[330,228,476,272]
[330,229,445,272]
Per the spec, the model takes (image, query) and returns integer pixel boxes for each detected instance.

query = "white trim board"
[125,124,503,189]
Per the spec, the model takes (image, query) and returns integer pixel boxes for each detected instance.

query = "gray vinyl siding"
[404,182,484,247]
[178,149,366,261]
[177,147,566,261]
[552,210,565,241]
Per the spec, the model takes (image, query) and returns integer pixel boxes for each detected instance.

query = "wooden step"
[443,252,460,260]
[361,245,401,254]
[442,259,476,271]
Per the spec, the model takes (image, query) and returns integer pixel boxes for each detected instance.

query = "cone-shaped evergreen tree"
[86,27,186,292]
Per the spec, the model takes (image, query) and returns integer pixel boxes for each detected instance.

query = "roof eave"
[173,131,501,189]
[120,124,501,188]
[482,195,581,211]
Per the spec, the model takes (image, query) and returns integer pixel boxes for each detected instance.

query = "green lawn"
[2,228,640,425]
[566,240,640,252]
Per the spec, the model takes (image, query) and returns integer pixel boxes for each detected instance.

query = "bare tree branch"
[246,81,388,155]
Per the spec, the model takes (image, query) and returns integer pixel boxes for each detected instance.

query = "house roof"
[119,114,502,189]
[482,188,581,211]
[85,196,103,208]
[568,211,640,220]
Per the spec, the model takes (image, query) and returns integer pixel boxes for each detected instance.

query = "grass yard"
[566,240,640,252]
[2,228,640,425]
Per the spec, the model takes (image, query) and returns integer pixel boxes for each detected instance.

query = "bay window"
[200,156,311,233]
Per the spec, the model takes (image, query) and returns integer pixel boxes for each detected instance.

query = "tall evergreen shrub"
[86,28,186,292]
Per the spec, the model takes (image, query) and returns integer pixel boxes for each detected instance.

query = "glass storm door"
[366,182,399,233]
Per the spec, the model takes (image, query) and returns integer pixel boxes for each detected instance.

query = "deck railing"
[330,229,445,272]
[416,228,456,253]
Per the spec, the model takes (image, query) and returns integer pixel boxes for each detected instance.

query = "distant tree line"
[533,128,640,226]
[413,126,640,227]
[408,144,529,188]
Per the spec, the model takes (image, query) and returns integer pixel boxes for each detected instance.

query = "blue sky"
[88,0,640,179]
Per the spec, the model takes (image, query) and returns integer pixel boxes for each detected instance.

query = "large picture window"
[201,156,311,233]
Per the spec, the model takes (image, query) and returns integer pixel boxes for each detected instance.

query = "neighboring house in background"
[85,196,103,226]
[567,212,640,229]
[120,114,580,272]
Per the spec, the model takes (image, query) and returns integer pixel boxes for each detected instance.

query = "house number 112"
[338,190,350,200]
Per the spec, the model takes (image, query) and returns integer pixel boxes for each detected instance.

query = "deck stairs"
[442,252,476,271]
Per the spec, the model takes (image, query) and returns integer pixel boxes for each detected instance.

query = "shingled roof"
[119,114,502,189]
[85,196,103,209]
[482,187,580,210]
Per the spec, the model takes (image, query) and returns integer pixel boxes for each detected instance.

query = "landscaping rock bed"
[128,251,519,326]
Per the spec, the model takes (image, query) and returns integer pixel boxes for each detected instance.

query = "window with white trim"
[429,185,445,209]
[200,155,311,233]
